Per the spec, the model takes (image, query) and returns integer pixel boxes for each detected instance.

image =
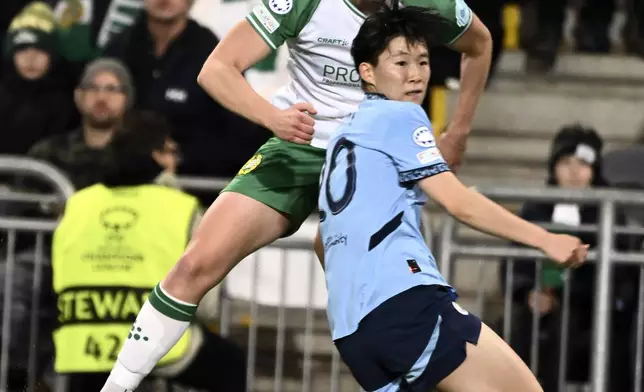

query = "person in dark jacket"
[103,0,269,187]
[0,2,76,156]
[497,124,640,391]
[28,57,132,190]
[0,0,32,77]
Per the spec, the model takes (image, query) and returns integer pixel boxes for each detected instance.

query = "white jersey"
[246,0,473,149]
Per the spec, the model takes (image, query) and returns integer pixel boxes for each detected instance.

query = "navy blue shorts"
[334,285,482,391]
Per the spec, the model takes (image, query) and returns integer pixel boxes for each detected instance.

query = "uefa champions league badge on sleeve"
[412,126,435,148]
[269,0,293,14]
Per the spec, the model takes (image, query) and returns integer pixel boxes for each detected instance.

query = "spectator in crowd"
[0,1,76,155]
[521,0,644,74]
[28,58,132,190]
[497,124,640,391]
[52,0,144,63]
[0,0,32,77]
[103,0,269,182]
[51,110,245,392]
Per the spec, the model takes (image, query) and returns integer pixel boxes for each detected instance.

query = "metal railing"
[0,157,74,392]
[5,159,644,391]
[438,185,644,392]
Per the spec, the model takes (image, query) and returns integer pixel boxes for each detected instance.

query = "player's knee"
[170,242,232,290]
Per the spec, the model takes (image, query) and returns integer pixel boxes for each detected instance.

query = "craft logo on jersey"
[238,154,262,175]
[269,0,292,15]
[317,37,349,46]
[412,126,435,148]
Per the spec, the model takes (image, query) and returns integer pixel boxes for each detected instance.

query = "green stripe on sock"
[148,285,196,322]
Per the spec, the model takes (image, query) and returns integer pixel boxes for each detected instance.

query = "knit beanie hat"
[78,58,136,107]
[547,124,604,185]
[4,2,58,58]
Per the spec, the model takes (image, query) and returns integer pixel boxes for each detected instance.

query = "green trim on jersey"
[246,0,473,50]
[246,0,321,49]
[403,0,474,44]
[342,0,366,19]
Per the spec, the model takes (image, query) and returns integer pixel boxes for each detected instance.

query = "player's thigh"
[190,191,291,263]
[224,137,325,236]
[164,191,290,299]
[183,137,323,265]
[436,323,542,392]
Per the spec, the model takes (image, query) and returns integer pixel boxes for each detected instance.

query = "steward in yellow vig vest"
[51,112,201,377]
[52,183,198,372]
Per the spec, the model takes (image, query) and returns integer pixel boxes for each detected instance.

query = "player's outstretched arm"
[197,21,316,144]
[198,20,275,126]
[448,14,492,132]
[439,14,492,171]
[418,172,588,268]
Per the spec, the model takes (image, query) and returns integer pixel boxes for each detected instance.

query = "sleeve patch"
[268,0,293,14]
[252,3,280,33]
[416,147,442,165]
[455,0,471,27]
[412,126,436,148]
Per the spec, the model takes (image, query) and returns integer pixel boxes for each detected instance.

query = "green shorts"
[222,137,325,236]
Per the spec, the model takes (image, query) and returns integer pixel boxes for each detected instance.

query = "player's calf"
[101,285,198,391]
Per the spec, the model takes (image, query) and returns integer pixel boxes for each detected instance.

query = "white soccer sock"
[101,284,197,391]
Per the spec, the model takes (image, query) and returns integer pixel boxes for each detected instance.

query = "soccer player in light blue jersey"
[317,5,589,392]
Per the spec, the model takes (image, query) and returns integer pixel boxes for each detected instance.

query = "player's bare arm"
[418,172,588,267]
[197,20,316,144]
[438,14,492,171]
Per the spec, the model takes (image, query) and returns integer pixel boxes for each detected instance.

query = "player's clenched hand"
[437,131,467,173]
[540,233,589,268]
[267,102,317,144]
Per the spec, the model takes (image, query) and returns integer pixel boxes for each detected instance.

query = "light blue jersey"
[319,94,452,340]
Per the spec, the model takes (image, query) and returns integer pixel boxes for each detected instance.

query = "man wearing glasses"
[28,58,133,190]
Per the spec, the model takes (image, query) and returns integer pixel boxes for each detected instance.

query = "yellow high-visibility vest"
[52,184,199,373]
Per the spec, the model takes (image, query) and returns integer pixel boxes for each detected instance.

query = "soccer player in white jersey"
[318,5,588,391]
[101,0,491,390]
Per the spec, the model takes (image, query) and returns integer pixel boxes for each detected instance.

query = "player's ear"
[359,62,375,88]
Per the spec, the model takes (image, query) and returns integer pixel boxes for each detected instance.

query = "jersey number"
[320,138,357,221]
[85,334,121,362]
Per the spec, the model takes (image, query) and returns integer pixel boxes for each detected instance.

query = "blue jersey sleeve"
[382,104,451,183]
